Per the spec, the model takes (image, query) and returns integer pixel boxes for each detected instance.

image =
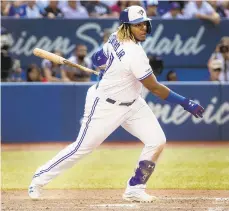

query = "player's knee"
[154,131,166,154]
[155,142,165,155]
[157,129,166,146]
[145,130,166,150]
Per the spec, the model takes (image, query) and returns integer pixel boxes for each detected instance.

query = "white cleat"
[28,185,42,199]
[123,184,157,203]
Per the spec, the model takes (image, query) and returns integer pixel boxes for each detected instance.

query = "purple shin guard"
[129,160,155,186]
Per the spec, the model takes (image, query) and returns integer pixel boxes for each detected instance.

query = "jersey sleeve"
[91,43,109,68]
[130,48,153,80]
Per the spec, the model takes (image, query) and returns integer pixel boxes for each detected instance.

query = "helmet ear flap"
[146,21,152,34]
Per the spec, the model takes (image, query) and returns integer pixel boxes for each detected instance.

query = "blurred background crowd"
[1,0,229,19]
[1,0,229,82]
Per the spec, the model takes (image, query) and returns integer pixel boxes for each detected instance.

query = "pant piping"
[33,97,100,178]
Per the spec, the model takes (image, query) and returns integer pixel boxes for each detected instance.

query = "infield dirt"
[2,189,229,211]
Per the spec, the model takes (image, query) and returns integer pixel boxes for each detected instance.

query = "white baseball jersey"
[96,32,153,102]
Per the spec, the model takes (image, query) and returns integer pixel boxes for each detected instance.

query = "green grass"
[1,147,229,190]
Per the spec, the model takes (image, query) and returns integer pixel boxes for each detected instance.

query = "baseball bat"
[33,48,99,75]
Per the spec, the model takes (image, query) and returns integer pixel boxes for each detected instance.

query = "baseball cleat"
[122,184,157,203]
[122,191,157,203]
[28,184,42,199]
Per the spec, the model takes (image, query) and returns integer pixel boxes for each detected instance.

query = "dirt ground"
[2,142,229,211]
[2,189,229,211]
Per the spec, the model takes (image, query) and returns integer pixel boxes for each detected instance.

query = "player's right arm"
[141,73,170,99]
[142,73,204,118]
[130,48,204,118]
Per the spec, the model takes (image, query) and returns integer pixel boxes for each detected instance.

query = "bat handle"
[63,60,99,76]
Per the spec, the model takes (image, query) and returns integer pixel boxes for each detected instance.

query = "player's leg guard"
[129,160,155,186]
[123,160,157,202]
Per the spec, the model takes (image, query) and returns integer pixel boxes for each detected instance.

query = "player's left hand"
[181,99,205,118]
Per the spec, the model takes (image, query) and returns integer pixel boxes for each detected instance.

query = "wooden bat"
[33,48,99,75]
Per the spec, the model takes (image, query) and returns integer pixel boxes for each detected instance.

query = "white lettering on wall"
[10,31,75,56]
[9,22,206,57]
[147,96,229,125]
[143,24,206,56]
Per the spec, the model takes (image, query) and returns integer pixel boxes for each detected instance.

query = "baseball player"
[28,6,204,202]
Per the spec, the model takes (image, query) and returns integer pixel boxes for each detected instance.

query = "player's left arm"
[141,73,205,118]
[91,42,109,69]
[91,43,109,80]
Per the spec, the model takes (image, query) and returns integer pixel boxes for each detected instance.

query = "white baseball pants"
[32,85,166,186]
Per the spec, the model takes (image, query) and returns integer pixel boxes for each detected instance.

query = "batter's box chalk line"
[159,197,229,201]
[215,198,229,202]
[89,204,139,209]
[208,208,228,211]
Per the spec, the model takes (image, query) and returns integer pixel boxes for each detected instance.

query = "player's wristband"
[165,90,186,105]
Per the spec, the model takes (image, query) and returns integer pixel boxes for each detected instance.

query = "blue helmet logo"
[138,10,144,16]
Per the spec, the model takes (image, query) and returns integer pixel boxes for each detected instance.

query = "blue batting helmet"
[119,5,152,34]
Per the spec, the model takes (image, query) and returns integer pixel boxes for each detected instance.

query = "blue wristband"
[165,91,186,105]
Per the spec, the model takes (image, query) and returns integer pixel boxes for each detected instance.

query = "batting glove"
[181,99,205,118]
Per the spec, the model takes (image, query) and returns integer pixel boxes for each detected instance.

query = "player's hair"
[117,24,136,43]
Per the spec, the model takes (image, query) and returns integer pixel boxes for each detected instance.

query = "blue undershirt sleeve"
[165,90,186,105]
[91,48,108,68]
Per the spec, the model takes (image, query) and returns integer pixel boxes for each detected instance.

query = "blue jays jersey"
[96,32,153,102]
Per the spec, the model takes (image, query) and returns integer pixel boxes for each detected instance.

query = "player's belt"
[106,98,136,106]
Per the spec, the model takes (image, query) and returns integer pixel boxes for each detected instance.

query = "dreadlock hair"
[117,24,136,43]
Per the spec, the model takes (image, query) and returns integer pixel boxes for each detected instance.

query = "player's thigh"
[122,99,166,146]
[76,96,130,149]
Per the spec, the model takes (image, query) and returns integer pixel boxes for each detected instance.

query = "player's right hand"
[181,99,205,118]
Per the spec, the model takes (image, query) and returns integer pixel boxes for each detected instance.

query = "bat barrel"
[33,48,65,64]
[33,48,99,75]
